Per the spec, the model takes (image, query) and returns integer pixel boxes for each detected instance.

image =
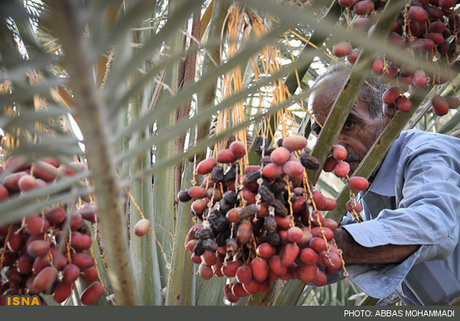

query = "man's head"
[308,65,396,173]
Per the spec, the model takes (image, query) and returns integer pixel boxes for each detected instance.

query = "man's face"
[308,75,386,173]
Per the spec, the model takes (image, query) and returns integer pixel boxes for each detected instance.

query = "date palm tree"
[0,0,458,306]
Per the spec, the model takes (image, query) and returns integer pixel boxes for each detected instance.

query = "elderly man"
[308,65,460,306]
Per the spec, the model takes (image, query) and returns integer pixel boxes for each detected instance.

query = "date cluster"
[0,157,104,305]
[177,136,369,303]
[335,0,460,115]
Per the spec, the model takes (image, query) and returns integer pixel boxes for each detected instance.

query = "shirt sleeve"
[341,141,460,298]
[343,143,460,253]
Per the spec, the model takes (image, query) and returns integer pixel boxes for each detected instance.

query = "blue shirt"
[339,129,460,305]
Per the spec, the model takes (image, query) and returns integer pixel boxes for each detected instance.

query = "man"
[308,65,460,305]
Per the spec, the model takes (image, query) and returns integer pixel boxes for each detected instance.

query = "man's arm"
[334,227,420,264]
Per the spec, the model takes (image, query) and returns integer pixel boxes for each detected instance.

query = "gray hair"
[311,64,387,118]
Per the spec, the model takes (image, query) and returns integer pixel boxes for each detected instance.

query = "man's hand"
[334,227,420,264]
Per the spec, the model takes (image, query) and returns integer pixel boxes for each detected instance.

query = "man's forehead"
[316,73,348,88]
[308,74,367,113]
[308,75,346,110]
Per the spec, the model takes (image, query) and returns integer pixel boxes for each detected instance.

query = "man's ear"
[383,103,397,125]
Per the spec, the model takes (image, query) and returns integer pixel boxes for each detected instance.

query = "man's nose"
[335,134,348,147]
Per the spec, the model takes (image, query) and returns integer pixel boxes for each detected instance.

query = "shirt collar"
[367,132,407,197]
